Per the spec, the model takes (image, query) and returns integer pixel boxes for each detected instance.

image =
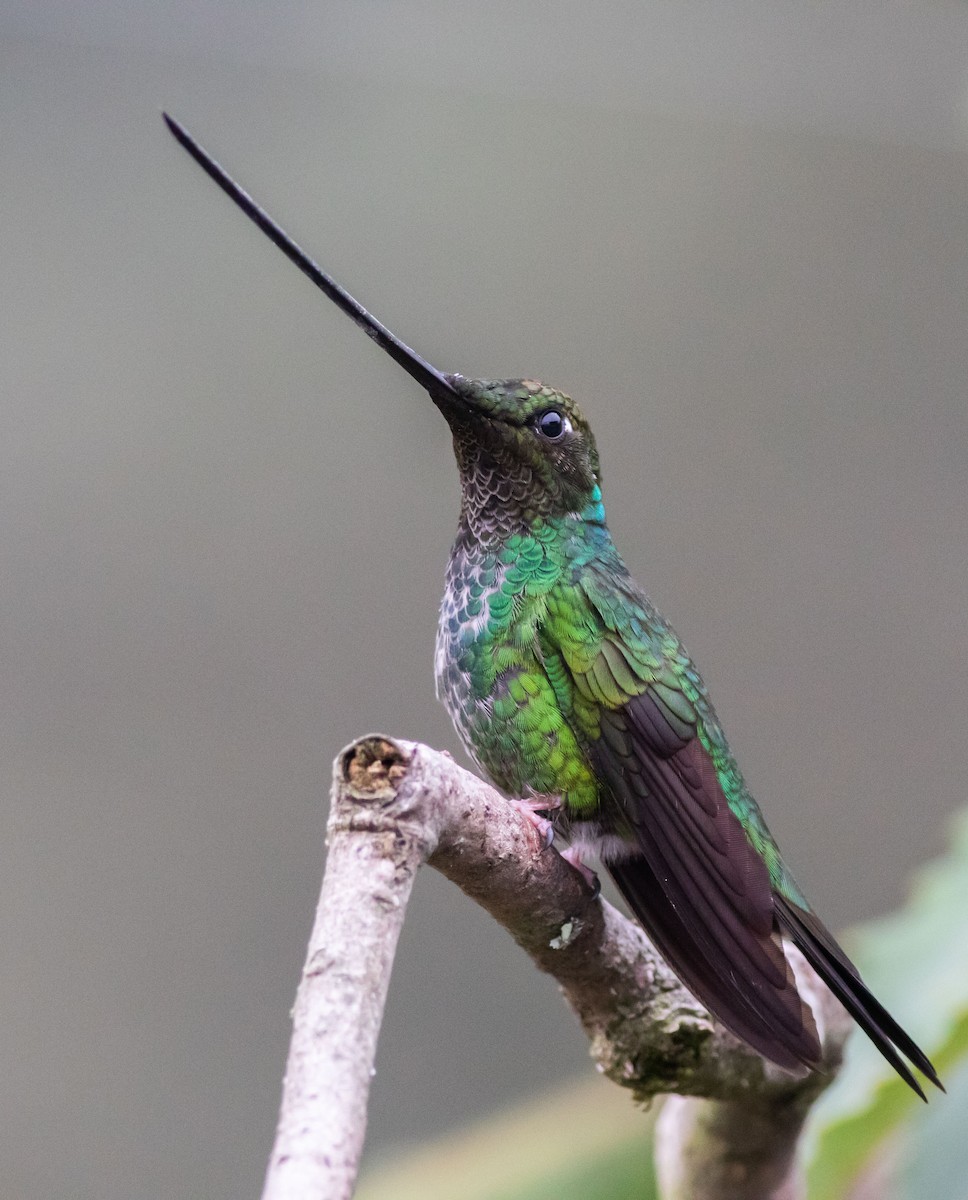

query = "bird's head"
[432,376,602,542]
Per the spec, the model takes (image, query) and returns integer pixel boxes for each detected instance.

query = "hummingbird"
[164,114,941,1099]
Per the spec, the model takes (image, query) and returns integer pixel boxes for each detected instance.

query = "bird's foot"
[508,798,557,849]
[559,846,601,897]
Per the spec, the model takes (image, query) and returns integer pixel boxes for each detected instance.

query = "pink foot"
[560,846,601,896]
[508,798,557,848]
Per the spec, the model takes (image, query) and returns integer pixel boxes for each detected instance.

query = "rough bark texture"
[262,735,851,1200]
[262,740,428,1200]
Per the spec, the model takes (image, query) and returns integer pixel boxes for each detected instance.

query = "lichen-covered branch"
[261,735,851,1200]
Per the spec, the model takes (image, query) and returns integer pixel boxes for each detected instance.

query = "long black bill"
[163,113,460,401]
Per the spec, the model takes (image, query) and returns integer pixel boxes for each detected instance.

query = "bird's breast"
[435,539,599,811]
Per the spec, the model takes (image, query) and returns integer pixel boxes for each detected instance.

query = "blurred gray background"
[2,4,967,1197]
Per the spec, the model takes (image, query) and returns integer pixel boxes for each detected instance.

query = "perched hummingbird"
[165,115,941,1098]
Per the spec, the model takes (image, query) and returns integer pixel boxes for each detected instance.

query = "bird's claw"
[509,798,556,849]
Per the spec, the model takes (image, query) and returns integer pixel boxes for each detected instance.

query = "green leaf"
[898,1055,968,1200]
[805,808,968,1200]
[806,1011,968,1200]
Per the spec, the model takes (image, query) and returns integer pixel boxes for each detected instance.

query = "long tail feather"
[774,895,943,1099]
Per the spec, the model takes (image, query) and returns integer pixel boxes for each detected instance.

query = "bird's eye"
[535,409,572,442]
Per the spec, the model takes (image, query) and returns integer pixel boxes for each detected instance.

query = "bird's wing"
[540,561,940,1091]
[540,564,822,1068]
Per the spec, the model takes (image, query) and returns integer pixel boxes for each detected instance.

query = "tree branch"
[261,736,851,1200]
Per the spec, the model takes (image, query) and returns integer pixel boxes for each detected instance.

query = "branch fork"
[261,736,851,1200]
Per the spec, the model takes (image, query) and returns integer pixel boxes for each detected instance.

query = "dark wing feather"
[593,694,822,1069]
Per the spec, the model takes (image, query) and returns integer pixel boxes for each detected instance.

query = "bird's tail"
[774,895,942,1100]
